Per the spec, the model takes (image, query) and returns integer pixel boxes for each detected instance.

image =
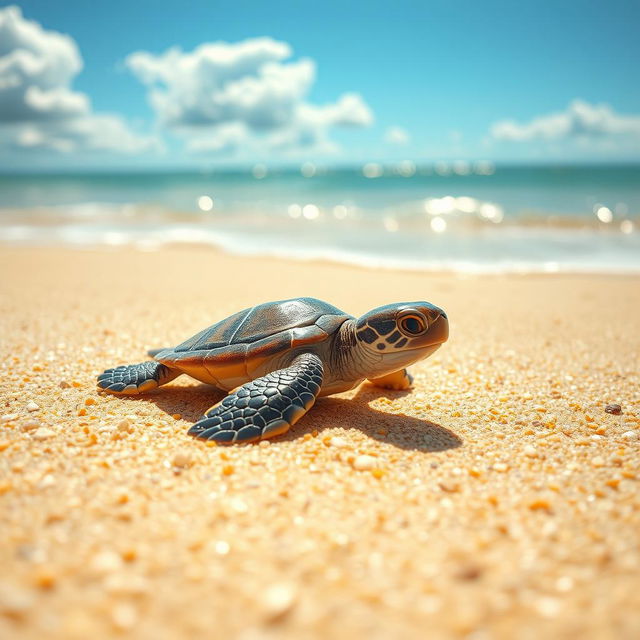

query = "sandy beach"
[0,246,639,639]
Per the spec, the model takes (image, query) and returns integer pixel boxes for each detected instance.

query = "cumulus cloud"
[126,37,373,154]
[267,93,372,152]
[0,5,84,122]
[15,114,158,153]
[297,93,374,129]
[384,126,409,145]
[187,122,249,154]
[491,100,640,142]
[0,5,155,153]
[127,40,310,129]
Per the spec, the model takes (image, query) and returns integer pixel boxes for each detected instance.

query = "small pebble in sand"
[25,401,40,412]
[21,419,41,431]
[214,540,230,555]
[1,413,19,423]
[32,566,56,590]
[555,576,575,592]
[90,550,123,574]
[524,445,538,457]
[605,403,622,415]
[529,499,552,512]
[32,427,55,441]
[117,419,132,433]
[0,582,34,619]
[114,491,129,504]
[173,451,192,468]
[111,603,138,631]
[328,436,348,448]
[59,380,71,389]
[535,596,562,618]
[352,455,377,471]
[454,563,483,581]
[261,583,297,622]
[39,474,56,489]
[621,430,638,441]
[439,481,460,493]
[229,497,248,513]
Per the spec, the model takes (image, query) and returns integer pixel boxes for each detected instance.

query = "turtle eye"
[399,313,428,336]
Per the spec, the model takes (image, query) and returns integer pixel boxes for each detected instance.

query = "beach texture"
[1,247,639,639]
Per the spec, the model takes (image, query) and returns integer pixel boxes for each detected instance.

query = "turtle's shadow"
[119,382,461,453]
[283,385,462,452]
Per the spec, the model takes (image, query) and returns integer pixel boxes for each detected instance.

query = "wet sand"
[0,247,639,639]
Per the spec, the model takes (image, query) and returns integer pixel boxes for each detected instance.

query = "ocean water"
[0,164,639,273]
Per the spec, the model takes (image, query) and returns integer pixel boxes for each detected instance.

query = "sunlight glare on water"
[288,204,302,218]
[333,205,348,219]
[197,195,214,211]
[1,165,639,273]
[362,163,383,178]
[430,216,447,233]
[596,206,613,223]
[301,162,316,178]
[252,164,268,179]
[383,216,399,232]
[302,204,320,220]
[620,220,634,234]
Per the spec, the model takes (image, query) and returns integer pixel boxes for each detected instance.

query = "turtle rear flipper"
[98,361,181,395]
[188,353,324,445]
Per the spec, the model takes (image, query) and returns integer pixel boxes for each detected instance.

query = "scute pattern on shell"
[174,298,347,353]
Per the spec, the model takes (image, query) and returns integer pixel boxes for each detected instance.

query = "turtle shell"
[156,298,350,388]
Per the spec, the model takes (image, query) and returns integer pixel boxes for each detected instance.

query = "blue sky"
[1,0,639,169]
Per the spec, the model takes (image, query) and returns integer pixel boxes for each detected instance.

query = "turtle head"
[354,302,449,374]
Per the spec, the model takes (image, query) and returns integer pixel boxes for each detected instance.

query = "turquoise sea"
[0,164,639,273]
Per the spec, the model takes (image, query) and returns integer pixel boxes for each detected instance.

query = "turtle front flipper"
[188,353,324,445]
[368,368,414,391]
[97,361,181,395]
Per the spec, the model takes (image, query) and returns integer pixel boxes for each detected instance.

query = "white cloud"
[305,93,373,128]
[491,100,640,142]
[15,114,158,153]
[384,126,409,145]
[0,5,84,121]
[0,5,156,153]
[266,93,372,152]
[187,122,249,154]
[127,40,312,129]
[126,37,373,154]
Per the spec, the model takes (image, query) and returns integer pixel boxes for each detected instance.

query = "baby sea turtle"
[97,298,448,444]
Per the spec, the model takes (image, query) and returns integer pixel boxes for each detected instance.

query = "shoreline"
[2,240,640,277]
[1,247,639,639]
